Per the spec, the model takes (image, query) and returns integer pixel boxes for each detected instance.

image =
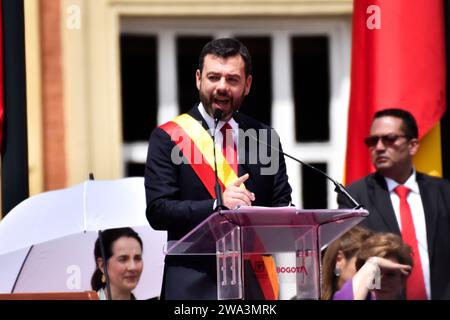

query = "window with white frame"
[119,18,351,209]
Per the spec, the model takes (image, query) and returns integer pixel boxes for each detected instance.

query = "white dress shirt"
[385,169,431,299]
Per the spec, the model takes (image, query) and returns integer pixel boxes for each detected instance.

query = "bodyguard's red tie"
[394,185,427,300]
[220,123,238,174]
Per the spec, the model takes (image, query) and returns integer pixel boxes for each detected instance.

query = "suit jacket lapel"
[187,104,210,132]
[417,173,437,261]
[368,173,401,233]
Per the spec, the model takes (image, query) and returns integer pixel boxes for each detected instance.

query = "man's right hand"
[223,173,255,209]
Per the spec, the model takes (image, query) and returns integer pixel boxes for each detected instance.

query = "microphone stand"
[237,116,363,210]
[280,150,362,209]
[212,109,228,212]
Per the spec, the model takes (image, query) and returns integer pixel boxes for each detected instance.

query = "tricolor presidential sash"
[160,113,278,300]
[160,113,240,194]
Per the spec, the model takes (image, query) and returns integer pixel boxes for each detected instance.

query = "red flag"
[345,0,446,184]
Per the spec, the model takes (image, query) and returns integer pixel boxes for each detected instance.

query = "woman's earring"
[101,274,106,284]
[334,267,341,277]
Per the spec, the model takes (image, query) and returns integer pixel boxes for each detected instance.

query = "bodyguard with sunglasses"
[338,108,450,300]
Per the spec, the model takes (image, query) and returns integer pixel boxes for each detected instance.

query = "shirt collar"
[197,103,238,131]
[384,168,419,193]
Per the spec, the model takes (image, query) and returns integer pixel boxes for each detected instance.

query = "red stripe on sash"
[160,121,225,197]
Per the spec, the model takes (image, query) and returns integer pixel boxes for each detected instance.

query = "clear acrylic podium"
[164,206,368,300]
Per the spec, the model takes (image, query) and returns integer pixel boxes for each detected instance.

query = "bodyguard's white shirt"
[385,170,431,299]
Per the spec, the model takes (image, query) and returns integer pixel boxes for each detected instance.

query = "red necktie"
[220,123,238,174]
[395,185,427,300]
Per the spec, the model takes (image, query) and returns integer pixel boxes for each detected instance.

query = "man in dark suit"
[338,108,450,299]
[145,38,292,299]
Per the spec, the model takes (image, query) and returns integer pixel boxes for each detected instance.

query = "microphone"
[232,112,363,210]
[212,109,228,211]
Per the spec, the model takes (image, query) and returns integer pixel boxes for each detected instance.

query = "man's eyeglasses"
[364,134,410,148]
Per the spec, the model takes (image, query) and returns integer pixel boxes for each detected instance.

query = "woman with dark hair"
[91,227,144,300]
[333,232,412,300]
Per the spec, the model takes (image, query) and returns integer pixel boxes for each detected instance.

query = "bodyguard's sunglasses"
[364,134,410,148]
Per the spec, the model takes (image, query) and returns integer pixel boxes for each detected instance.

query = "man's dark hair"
[374,108,419,139]
[198,38,252,77]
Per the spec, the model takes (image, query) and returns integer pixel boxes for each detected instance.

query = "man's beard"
[199,90,246,121]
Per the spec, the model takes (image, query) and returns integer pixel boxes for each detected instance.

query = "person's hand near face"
[352,256,411,300]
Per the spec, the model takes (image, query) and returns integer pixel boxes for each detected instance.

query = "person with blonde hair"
[333,232,412,300]
[321,226,374,300]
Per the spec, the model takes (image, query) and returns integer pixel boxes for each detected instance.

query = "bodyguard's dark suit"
[145,106,292,299]
[337,172,450,299]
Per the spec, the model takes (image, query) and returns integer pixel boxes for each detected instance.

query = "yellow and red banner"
[345,0,446,184]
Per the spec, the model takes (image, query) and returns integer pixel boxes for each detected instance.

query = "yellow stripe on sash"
[172,114,242,189]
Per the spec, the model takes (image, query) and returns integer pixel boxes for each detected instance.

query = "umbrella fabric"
[0,178,166,299]
[0,226,165,299]
[0,177,153,255]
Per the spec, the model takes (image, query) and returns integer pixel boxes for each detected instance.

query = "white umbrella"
[0,177,166,299]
